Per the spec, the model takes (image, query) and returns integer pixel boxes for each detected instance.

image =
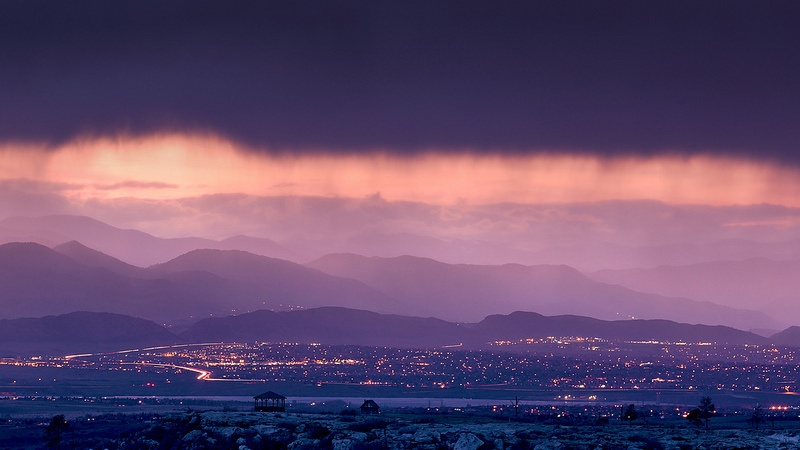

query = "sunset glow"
[2,134,799,208]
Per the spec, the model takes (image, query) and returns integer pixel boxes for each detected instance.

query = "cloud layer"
[3,2,800,274]
[1,1,799,162]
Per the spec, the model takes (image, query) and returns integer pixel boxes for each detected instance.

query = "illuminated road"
[64,342,225,360]
[64,343,268,382]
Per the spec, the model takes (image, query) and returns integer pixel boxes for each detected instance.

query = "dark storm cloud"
[2,0,799,161]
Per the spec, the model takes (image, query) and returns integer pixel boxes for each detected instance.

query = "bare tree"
[748,405,765,431]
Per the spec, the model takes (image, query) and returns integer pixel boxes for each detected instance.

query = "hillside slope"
[180,307,768,348]
[0,311,176,356]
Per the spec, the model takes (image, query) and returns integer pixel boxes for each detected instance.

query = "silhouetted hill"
[307,253,781,329]
[0,243,402,324]
[216,235,304,262]
[53,240,149,278]
[0,306,773,355]
[179,307,769,348]
[472,311,769,345]
[770,326,800,347]
[179,307,467,347]
[0,242,264,323]
[150,249,398,313]
[0,312,176,356]
[340,231,539,266]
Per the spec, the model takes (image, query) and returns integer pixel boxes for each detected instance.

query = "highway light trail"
[122,362,267,382]
[64,343,273,382]
[127,363,210,381]
[64,343,225,360]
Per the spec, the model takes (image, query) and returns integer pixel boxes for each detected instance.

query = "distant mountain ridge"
[0,215,303,266]
[0,242,234,322]
[0,239,787,330]
[306,253,782,329]
[589,258,800,321]
[0,242,395,324]
[149,248,399,313]
[4,214,800,271]
[527,238,800,271]
[590,257,800,307]
[2,214,798,329]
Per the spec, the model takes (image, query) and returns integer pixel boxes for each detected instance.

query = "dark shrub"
[277,421,297,432]
[306,423,330,439]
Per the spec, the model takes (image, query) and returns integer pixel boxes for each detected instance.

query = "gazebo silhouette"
[254,391,286,412]
[360,399,380,414]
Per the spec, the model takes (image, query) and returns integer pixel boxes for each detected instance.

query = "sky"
[1,0,800,263]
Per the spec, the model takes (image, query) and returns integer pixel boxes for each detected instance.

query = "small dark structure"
[360,399,380,414]
[254,391,286,412]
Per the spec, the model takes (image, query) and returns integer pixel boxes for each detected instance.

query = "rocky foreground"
[99,410,800,450]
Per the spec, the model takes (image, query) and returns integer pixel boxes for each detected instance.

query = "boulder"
[332,438,354,450]
[214,426,244,440]
[533,439,565,450]
[182,429,205,442]
[454,432,484,450]
[288,438,320,449]
[414,429,440,444]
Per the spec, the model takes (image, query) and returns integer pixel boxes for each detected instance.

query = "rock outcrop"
[105,410,800,450]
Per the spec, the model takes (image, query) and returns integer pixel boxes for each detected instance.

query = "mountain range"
[306,253,780,329]
[0,241,780,331]
[4,214,800,270]
[0,307,784,357]
[0,214,798,331]
[182,307,771,348]
[0,241,394,325]
[0,215,303,267]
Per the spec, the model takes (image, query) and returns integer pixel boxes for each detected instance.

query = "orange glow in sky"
[1,133,799,207]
